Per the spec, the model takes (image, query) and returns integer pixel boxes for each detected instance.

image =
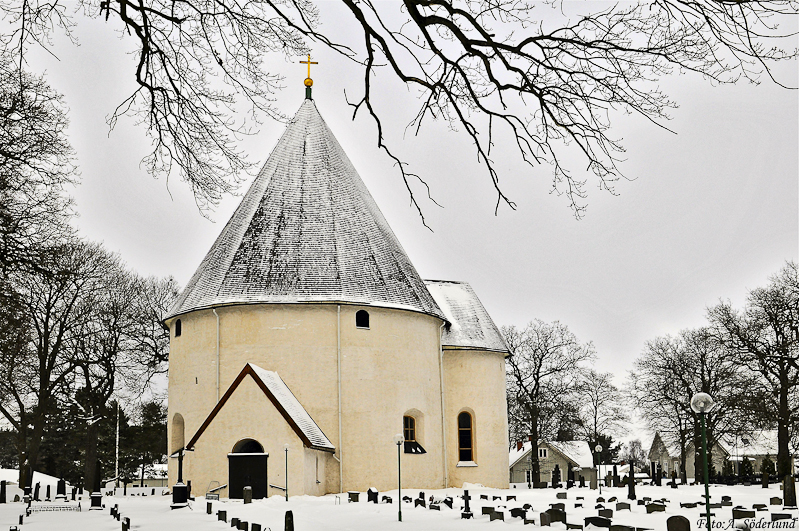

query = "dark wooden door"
[228,454,268,499]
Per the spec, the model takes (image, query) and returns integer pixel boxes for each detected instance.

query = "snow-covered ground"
[0,482,795,530]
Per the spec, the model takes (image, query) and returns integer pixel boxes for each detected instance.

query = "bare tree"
[578,369,629,446]
[709,261,799,481]
[504,320,595,484]
[0,58,75,274]
[1,1,795,220]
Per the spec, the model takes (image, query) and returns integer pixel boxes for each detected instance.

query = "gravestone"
[511,507,527,519]
[490,511,505,521]
[46,484,50,501]
[568,480,575,489]
[590,476,598,490]
[584,516,611,528]
[772,514,791,522]
[667,516,690,531]
[580,476,586,488]
[540,511,552,526]
[207,502,213,514]
[443,497,453,509]
[545,508,567,524]
[414,498,425,508]
[243,486,252,504]
[347,492,359,503]
[680,502,698,508]
[597,497,605,503]
[557,492,568,499]
[122,517,131,531]
[402,496,412,503]
[482,507,494,516]
[732,508,756,519]
[655,464,662,486]
[382,496,392,504]
[231,517,240,527]
[553,465,562,489]
[613,466,619,487]
[575,503,582,508]
[610,525,635,531]
[599,509,613,519]
[646,503,665,514]
[771,497,782,505]
[285,511,295,531]
[33,482,40,501]
[238,521,248,530]
[569,467,575,488]
[567,524,584,530]
[595,504,604,509]
[616,502,630,511]
[461,490,473,519]
[763,471,769,489]
[56,479,66,501]
[0,480,5,503]
[753,504,767,511]
[785,475,797,508]
[627,473,636,500]
[608,497,617,503]
[508,495,517,501]
[218,510,227,522]
[493,496,502,501]
[429,503,440,511]
[480,494,488,500]
[252,525,262,531]
[90,461,103,510]
[367,488,378,504]
[551,502,566,511]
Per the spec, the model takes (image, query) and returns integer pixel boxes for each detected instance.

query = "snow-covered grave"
[0,481,796,530]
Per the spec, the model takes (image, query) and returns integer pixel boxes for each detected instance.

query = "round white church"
[165,91,510,499]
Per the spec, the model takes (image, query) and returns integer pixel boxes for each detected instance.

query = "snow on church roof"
[186,363,334,452]
[424,280,508,353]
[167,99,444,321]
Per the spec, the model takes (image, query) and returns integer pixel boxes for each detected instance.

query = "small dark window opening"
[175,319,182,337]
[458,412,474,462]
[356,310,370,329]
[232,438,264,453]
[403,416,416,442]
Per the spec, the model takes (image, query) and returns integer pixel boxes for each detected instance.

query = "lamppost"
[595,444,603,494]
[691,392,716,531]
[394,434,404,522]
[284,443,289,502]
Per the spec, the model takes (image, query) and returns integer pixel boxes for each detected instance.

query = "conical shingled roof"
[167,99,445,321]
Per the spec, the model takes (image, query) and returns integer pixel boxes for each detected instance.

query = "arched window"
[355,310,370,329]
[232,438,265,453]
[171,413,185,453]
[403,416,416,442]
[458,411,474,462]
[175,319,182,337]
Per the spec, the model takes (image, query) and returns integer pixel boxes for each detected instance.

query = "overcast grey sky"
[23,3,798,380]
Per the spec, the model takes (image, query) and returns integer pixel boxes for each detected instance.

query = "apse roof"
[186,363,335,452]
[424,280,508,353]
[167,99,444,321]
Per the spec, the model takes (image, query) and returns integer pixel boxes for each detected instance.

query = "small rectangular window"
[539,448,548,459]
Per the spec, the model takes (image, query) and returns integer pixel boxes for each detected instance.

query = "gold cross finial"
[300,54,318,87]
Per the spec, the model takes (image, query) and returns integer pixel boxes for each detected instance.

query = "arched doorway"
[228,438,268,499]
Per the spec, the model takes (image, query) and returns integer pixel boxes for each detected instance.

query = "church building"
[164,76,510,498]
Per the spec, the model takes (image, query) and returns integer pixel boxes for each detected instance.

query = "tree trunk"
[778,373,791,478]
[84,422,99,491]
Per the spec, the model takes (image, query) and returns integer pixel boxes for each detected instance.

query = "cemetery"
[0,478,797,531]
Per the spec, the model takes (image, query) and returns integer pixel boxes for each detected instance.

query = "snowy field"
[0,483,795,531]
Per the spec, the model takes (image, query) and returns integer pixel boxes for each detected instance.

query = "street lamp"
[691,392,716,531]
[394,434,404,522]
[595,444,603,494]
[284,444,289,502]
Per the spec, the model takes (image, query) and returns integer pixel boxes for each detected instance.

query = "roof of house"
[424,280,508,353]
[721,431,781,457]
[509,440,594,469]
[166,99,444,322]
[186,363,335,452]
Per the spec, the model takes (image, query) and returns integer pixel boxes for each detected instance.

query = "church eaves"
[167,100,444,321]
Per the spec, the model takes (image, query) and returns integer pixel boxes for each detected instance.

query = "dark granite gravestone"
[575,503,582,508]
[402,496,412,503]
[482,507,494,516]
[613,466,619,487]
[763,471,769,488]
[122,517,131,531]
[511,507,527,519]
[207,502,213,514]
[655,464,662,486]
[732,508,756,519]
[753,504,767,511]
[553,465,562,488]
[45,484,50,501]
[367,488,378,504]
[285,511,294,531]
[508,495,517,501]
[490,511,505,521]
[545,508,567,524]
[493,496,502,501]
[382,495,392,503]
[557,492,568,499]
[616,502,630,511]
[218,510,227,522]
[56,478,66,501]
[347,492,359,503]
[243,486,252,504]
[414,498,426,508]
[610,525,635,531]
[551,503,566,511]
[646,503,665,514]
[480,494,488,499]
[238,520,249,530]
[33,482,40,501]
[231,517,240,527]
[667,516,690,531]
[680,502,698,508]
[443,497,453,508]
[540,511,552,526]
[567,524,584,530]
[595,504,604,509]
[584,516,612,528]
[71,487,76,501]
[599,509,613,519]
[461,490,473,519]
[637,500,645,505]
[252,524,262,531]
[772,514,791,522]
[90,460,103,510]
[429,503,440,511]
[771,497,782,505]
[608,497,617,503]
[628,473,636,500]
[722,496,731,502]
[0,480,5,503]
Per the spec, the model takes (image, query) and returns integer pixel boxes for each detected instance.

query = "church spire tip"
[300,54,318,100]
